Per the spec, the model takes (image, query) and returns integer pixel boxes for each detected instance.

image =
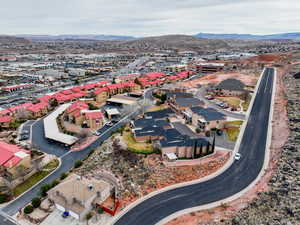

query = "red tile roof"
[0,141,30,168]
[3,84,33,91]
[85,111,104,120]
[9,103,33,112]
[0,116,13,123]
[60,89,73,95]
[145,72,166,80]
[66,101,89,114]
[107,83,123,90]
[71,87,83,93]
[0,109,11,115]
[37,95,53,103]
[98,80,109,85]
[27,102,49,113]
[94,87,108,95]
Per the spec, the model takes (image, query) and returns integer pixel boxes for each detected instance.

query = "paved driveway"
[31,119,69,157]
[196,88,246,120]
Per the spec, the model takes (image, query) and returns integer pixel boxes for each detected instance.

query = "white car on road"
[234,153,241,160]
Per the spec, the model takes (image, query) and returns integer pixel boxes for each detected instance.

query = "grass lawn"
[242,99,251,112]
[226,120,243,126]
[217,97,241,107]
[146,104,168,112]
[12,159,59,197]
[226,128,240,142]
[13,171,51,197]
[123,129,155,154]
[43,159,59,170]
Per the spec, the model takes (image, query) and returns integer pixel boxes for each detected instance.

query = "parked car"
[106,122,114,126]
[19,135,29,141]
[234,153,241,160]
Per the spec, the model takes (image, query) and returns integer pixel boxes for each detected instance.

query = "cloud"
[0,0,299,36]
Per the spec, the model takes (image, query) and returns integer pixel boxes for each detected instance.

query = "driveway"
[196,87,246,120]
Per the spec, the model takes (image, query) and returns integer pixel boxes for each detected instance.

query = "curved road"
[0,88,155,222]
[113,68,275,225]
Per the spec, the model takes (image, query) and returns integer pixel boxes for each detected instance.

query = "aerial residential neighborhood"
[0,1,299,225]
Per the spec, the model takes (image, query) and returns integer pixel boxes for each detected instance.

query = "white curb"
[109,68,269,225]
[155,68,277,225]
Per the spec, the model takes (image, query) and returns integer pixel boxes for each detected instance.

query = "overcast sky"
[1,0,299,36]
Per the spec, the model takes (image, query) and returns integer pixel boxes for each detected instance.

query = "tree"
[40,184,52,197]
[15,109,31,121]
[88,103,99,110]
[60,173,68,180]
[49,98,58,108]
[24,205,34,214]
[15,165,27,181]
[85,211,93,225]
[74,160,83,168]
[31,197,41,208]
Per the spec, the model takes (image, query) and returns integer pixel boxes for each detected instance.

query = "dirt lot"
[180,72,257,88]
[165,66,290,225]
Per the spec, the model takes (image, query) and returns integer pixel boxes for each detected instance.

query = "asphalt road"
[113,68,275,225]
[1,89,155,218]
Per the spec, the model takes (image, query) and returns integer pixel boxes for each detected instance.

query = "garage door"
[55,204,65,212]
[69,210,79,220]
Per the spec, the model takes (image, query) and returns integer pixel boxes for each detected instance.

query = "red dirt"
[117,152,230,213]
[180,72,257,88]
[165,65,290,225]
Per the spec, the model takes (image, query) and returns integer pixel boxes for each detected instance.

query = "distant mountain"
[119,34,229,51]
[16,34,136,41]
[195,32,300,40]
[0,35,30,45]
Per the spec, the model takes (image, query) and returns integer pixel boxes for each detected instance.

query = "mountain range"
[15,34,136,41]
[195,32,300,40]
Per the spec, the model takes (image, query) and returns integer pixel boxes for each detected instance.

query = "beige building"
[48,174,111,220]
[0,141,32,179]
[94,88,109,104]
[183,107,227,132]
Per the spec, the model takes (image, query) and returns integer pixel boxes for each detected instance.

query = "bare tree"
[15,109,31,121]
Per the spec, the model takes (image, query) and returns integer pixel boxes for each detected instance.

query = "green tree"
[74,160,83,168]
[24,205,34,214]
[31,197,41,208]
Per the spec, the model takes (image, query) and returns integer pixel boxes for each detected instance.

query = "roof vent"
[88,184,93,190]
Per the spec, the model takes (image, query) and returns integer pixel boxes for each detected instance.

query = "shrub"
[0,193,10,203]
[74,160,83,168]
[86,211,93,221]
[51,180,60,188]
[40,184,52,197]
[24,205,34,214]
[31,197,41,208]
[88,149,95,157]
[205,131,211,137]
[60,173,68,180]
[97,207,104,214]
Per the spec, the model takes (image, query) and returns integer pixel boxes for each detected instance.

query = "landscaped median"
[224,121,243,142]
[122,127,157,154]
[12,159,59,197]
